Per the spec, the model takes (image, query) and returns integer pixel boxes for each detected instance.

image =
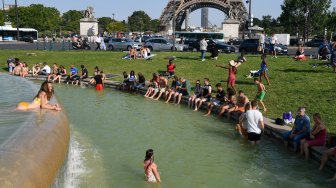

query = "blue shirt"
[70,67,78,75]
[294,114,310,133]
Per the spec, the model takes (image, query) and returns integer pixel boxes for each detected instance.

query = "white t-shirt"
[42,65,51,74]
[245,109,263,134]
[95,36,101,43]
[270,36,277,44]
[260,34,265,44]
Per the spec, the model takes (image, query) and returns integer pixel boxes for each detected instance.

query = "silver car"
[107,38,141,51]
[145,38,185,51]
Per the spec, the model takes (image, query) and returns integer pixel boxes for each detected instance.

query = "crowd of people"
[7,46,336,182]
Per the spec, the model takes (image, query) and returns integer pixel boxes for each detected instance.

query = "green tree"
[106,21,127,33]
[61,10,82,34]
[280,0,331,39]
[128,11,151,32]
[8,4,60,32]
[150,19,160,33]
[98,17,113,33]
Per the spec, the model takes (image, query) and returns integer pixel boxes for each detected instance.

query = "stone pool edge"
[0,96,70,187]
[25,75,336,173]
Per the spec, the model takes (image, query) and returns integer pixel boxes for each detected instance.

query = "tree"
[61,10,82,34]
[106,21,127,33]
[128,11,151,32]
[7,4,60,33]
[98,17,113,33]
[150,19,160,33]
[280,0,331,40]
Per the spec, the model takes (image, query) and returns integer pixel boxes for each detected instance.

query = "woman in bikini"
[144,149,161,183]
[17,81,61,111]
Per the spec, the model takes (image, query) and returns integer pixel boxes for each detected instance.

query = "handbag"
[257,45,262,52]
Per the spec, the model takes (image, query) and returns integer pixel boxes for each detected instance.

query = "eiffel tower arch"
[159,0,248,32]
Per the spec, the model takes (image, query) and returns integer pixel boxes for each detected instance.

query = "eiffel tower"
[159,0,248,32]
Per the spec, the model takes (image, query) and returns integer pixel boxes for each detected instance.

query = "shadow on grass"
[281,68,329,73]
[175,56,199,60]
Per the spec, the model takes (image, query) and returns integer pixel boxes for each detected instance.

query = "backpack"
[283,111,293,125]
[275,118,284,126]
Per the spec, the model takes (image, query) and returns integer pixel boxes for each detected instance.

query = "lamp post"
[246,0,252,38]
[172,0,176,51]
[15,0,19,41]
[112,13,115,37]
[2,0,4,22]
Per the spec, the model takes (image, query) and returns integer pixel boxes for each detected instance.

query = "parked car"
[20,36,34,43]
[305,39,325,47]
[107,38,142,51]
[290,38,299,46]
[145,38,185,51]
[184,39,235,53]
[227,38,243,46]
[239,38,288,55]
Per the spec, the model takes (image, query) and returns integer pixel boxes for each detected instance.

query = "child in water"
[144,149,161,183]
[17,81,61,111]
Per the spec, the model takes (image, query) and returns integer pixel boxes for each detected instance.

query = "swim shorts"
[96,84,103,91]
[248,132,261,142]
[255,91,266,101]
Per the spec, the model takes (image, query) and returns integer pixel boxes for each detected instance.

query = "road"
[0,41,319,56]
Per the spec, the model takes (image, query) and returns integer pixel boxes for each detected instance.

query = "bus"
[0,25,38,42]
[175,31,225,42]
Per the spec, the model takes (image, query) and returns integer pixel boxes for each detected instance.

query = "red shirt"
[167,64,175,73]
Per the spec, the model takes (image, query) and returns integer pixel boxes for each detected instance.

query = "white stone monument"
[222,19,240,41]
[80,7,98,41]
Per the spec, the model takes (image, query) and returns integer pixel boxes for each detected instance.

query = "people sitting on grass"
[153,75,168,100]
[175,77,191,104]
[227,90,249,120]
[166,58,176,78]
[293,44,305,61]
[140,47,148,59]
[259,54,270,85]
[216,60,237,94]
[319,146,336,181]
[165,76,181,103]
[127,70,137,93]
[53,65,67,83]
[235,52,247,67]
[218,88,236,118]
[245,100,264,144]
[135,72,146,91]
[235,102,251,139]
[90,71,104,91]
[300,113,327,160]
[188,80,202,109]
[194,78,211,111]
[66,65,79,85]
[254,78,267,112]
[283,106,311,151]
[204,83,226,116]
[129,47,138,60]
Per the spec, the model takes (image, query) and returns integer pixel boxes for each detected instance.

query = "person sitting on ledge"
[283,106,311,151]
[53,65,67,84]
[66,65,79,85]
[144,73,159,98]
[153,75,168,100]
[227,90,249,120]
[300,113,327,160]
[188,80,202,109]
[134,72,146,91]
[235,102,251,139]
[293,44,305,61]
[319,146,336,181]
[17,81,61,111]
[194,78,212,111]
[218,88,236,118]
[165,76,181,103]
[175,77,190,104]
[204,83,226,116]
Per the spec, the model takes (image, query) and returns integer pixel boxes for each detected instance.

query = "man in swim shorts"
[244,100,264,144]
[254,78,267,112]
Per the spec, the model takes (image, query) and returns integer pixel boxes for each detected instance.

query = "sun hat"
[229,60,236,66]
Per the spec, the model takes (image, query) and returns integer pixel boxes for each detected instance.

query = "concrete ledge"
[24,74,336,173]
[0,99,70,187]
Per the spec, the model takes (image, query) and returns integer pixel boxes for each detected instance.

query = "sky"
[15,0,336,27]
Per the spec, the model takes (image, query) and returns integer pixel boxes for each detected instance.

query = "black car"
[227,38,243,46]
[239,38,288,55]
[20,36,34,43]
[305,39,324,47]
[184,39,236,53]
[290,38,299,46]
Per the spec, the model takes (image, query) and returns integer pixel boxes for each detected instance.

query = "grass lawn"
[1,50,335,135]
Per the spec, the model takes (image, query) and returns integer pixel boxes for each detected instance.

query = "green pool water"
[52,83,334,188]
